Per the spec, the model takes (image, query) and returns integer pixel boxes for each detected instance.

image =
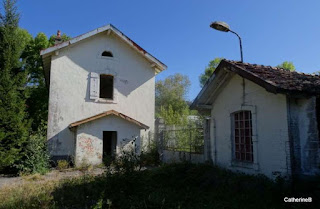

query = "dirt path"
[0,167,105,189]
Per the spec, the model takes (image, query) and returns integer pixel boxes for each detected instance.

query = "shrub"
[140,146,160,166]
[111,147,141,174]
[57,160,69,170]
[15,124,50,175]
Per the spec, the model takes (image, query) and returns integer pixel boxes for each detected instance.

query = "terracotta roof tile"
[224,60,320,95]
[69,110,149,129]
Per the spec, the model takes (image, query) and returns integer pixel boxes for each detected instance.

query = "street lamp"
[210,21,243,63]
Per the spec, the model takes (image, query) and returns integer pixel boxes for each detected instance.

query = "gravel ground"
[0,167,106,189]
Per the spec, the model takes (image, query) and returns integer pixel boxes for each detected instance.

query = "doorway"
[103,131,117,160]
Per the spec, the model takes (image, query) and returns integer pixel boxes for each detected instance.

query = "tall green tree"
[199,58,222,87]
[276,61,296,71]
[156,73,190,116]
[23,32,70,131]
[22,33,49,131]
[0,0,31,171]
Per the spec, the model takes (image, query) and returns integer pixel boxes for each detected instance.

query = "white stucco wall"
[47,31,155,158]
[75,115,141,166]
[210,74,290,179]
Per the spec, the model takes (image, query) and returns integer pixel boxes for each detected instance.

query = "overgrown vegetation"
[0,163,319,209]
[0,0,30,173]
[15,124,50,175]
[0,0,71,175]
[56,160,69,171]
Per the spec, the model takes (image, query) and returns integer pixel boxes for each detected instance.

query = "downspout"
[213,118,217,164]
[286,96,296,179]
[242,78,246,105]
[73,127,78,166]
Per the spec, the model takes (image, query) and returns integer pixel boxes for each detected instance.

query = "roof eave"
[190,60,231,110]
[40,24,167,72]
[69,110,149,130]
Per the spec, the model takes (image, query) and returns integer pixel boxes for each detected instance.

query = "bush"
[140,146,160,166]
[1,163,319,209]
[111,148,141,174]
[15,124,50,175]
[57,160,69,171]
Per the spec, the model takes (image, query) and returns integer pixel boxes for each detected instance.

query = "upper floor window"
[101,51,113,58]
[100,74,113,99]
[233,111,253,162]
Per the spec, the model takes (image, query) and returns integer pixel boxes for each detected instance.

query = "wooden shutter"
[90,72,99,100]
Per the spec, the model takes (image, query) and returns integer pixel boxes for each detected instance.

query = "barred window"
[233,111,253,162]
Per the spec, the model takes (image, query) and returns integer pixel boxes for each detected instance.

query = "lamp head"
[210,21,230,32]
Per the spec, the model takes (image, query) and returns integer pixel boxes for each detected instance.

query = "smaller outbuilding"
[191,59,320,179]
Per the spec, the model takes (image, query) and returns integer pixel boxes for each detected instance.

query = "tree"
[48,33,70,46]
[199,58,222,87]
[23,32,70,131]
[0,0,31,171]
[276,61,295,71]
[155,73,190,116]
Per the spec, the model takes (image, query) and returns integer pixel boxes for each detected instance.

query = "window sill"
[96,98,117,104]
[231,160,259,170]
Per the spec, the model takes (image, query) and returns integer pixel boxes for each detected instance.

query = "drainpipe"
[212,118,217,164]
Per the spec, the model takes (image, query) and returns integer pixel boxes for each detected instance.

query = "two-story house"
[40,24,166,166]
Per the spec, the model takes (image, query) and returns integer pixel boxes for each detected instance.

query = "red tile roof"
[69,110,149,129]
[223,60,320,95]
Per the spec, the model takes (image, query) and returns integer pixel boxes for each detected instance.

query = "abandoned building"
[191,59,320,179]
[40,24,166,166]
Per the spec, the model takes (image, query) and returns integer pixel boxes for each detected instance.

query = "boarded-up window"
[233,111,253,162]
[100,74,113,99]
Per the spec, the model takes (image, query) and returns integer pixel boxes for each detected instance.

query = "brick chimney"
[55,30,62,45]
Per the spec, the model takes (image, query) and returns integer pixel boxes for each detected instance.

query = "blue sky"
[17,0,320,100]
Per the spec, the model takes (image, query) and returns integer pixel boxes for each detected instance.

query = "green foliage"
[155,73,190,117]
[163,117,204,154]
[23,32,70,131]
[111,148,141,174]
[276,61,296,71]
[199,58,222,87]
[48,33,71,47]
[140,141,160,166]
[156,73,196,127]
[1,163,318,209]
[0,0,31,172]
[15,123,50,175]
[57,160,69,170]
[159,105,189,125]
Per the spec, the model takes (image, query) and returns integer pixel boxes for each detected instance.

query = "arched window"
[233,110,253,162]
[101,51,113,57]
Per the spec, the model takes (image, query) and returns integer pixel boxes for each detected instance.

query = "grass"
[0,163,319,209]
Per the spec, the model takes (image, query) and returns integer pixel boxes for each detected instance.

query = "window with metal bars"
[233,111,253,162]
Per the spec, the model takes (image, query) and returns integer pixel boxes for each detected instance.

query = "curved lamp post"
[210,21,243,63]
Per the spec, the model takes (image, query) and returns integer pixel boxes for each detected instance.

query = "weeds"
[56,160,68,171]
[0,163,319,209]
[15,124,50,175]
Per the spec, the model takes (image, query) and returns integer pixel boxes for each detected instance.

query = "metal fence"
[162,127,204,154]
